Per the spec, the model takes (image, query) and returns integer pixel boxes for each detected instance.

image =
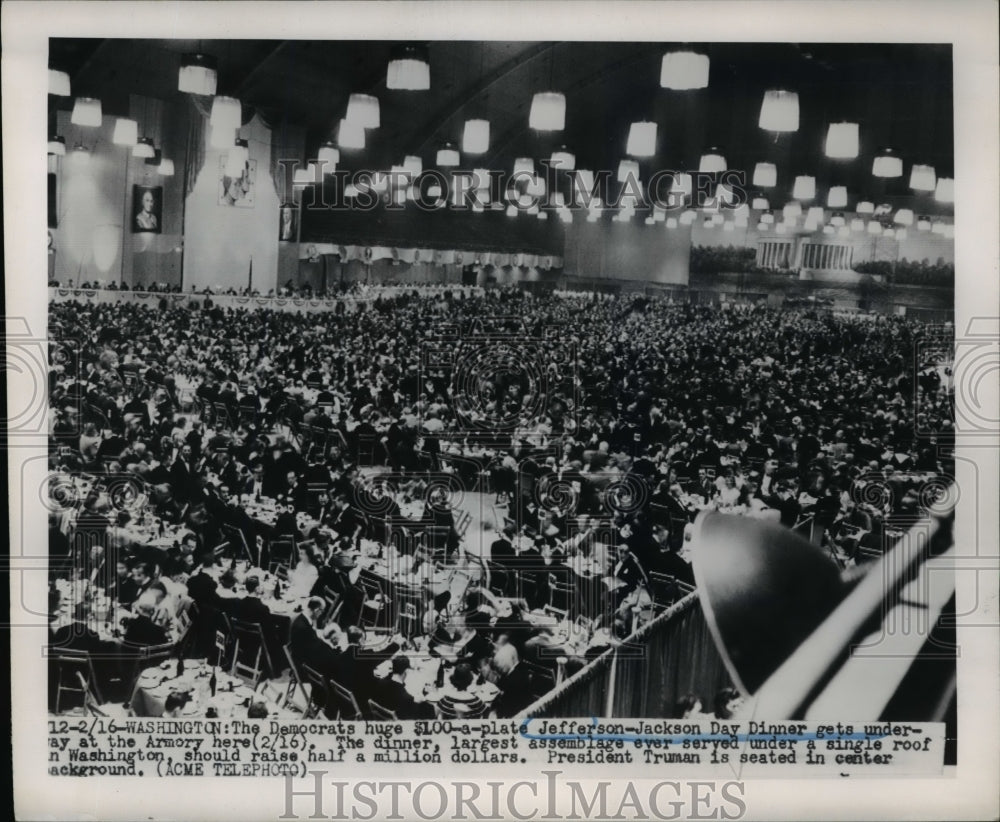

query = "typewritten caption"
[46,718,944,778]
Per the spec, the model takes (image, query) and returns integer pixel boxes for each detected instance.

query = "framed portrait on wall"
[219,157,256,208]
[279,202,297,240]
[132,185,162,233]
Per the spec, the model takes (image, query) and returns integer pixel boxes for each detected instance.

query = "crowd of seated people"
[46,286,954,718]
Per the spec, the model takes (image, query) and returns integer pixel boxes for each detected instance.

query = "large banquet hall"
[45,39,958,737]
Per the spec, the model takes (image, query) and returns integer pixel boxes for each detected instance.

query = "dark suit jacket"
[490,538,516,566]
[230,594,271,626]
[288,614,341,677]
[492,663,534,718]
[333,641,401,697]
[123,615,168,648]
[374,677,434,720]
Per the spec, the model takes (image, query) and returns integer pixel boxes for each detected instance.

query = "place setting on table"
[129,657,288,718]
[372,650,501,706]
[209,560,308,619]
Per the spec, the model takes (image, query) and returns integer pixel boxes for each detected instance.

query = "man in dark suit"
[490,643,534,718]
[122,600,168,648]
[373,656,435,719]
[331,626,401,704]
[489,526,517,567]
[288,597,342,677]
[169,443,197,503]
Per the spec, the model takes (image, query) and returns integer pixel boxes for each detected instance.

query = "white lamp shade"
[909,164,936,191]
[112,118,138,146]
[757,222,769,231]
[807,206,824,223]
[660,51,709,90]
[752,162,777,188]
[830,213,845,226]
[759,90,799,132]
[825,122,859,159]
[822,225,835,235]
[671,173,693,195]
[783,202,802,219]
[157,158,175,176]
[210,96,242,131]
[387,57,430,90]
[827,186,848,208]
[346,94,380,128]
[617,159,640,183]
[71,97,102,127]
[506,205,518,217]
[883,227,895,238]
[851,218,865,231]
[894,208,914,226]
[132,138,156,159]
[645,216,656,226]
[513,157,534,176]
[529,92,566,130]
[653,207,666,222]
[463,120,490,153]
[680,210,697,225]
[856,200,874,215]
[178,57,218,95]
[437,146,460,167]
[317,143,340,167]
[776,223,788,235]
[872,151,903,178]
[49,69,71,96]
[934,177,954,203]
[699,151,726,173]
[472,168,491,190]
[838,226,851,238]
[48,136,66,156]
[526,176,546,197]
[761,212,774,224]
[338,119,366,149]
[404,155,423,177]
[752,196,769,210]
[867,221,882,235]
[917,217,931,231]
[538,211,549,220]
[792,176,816,200]
[666,217,678,228]
[626,121,657,157]
[550,147,575,170]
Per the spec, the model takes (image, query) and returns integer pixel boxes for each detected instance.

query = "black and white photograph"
[5,3,998,821]
[132,185,163,233]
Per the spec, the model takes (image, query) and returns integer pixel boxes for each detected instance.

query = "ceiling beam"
[411,42,554,155]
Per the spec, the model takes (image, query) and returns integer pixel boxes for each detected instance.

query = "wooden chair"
[367,699,399,721]
[547,572,576,617]
[230,618,269,687]
[300,664,328,720]
[269,537,296,569]
[53,650,102,715]
[222,524,255,565]
[357,572,390,631]
[269,562,290,582]
[282,643,310,712]
[327,677,363,721]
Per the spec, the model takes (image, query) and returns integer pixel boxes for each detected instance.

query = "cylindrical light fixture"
[132,137,156,159]
[856,200,875,215]
[49,68,71,96]
[851,218,865,231]
[867,220,882,235]
[827,186,848,208]
[699,149,726,173]
[751,195,769,211]
[825,122,859,159]
[436,143,460,166]
[317,141,340,168]
[872,148,903,178]
[759,90,799,132]
[792,175,816,200]
[178,53,218,95]
[346,94,380,128]
[513,157,534,176]
[917,216,931,231]
[806,206,824,223]
[752,162,777,188]
[660,51,709,90]
[830,212,845,227]
[550,146,575,170]
[71,97,102,127]
[463,120,490,153]
[404,155,423,177]
[626,121,657,157]
[783,202,802,220]
[894,208,914,226]
[338,119,366,149]
[210,96,242,131]
[529,92,566,130]
[909,164,936,191]
[112,118,139,147]
[617,159,640,183]
[157,158,175,176]
[935,177,954,203]
[387,45,431,90]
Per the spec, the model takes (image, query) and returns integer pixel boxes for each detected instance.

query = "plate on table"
[138,671,166,688]
[233,685,254,701]
[159,660,175,671]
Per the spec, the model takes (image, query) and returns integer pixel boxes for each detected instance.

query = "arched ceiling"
[50,39,954,215]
